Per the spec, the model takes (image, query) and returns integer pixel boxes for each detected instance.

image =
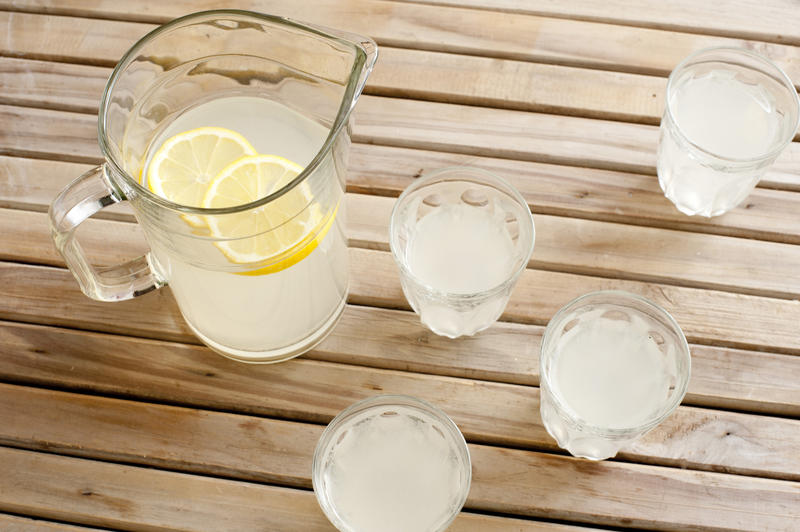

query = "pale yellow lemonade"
[142,96,348,361]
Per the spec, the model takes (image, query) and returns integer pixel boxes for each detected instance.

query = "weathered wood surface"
[2,328,800,481]
[2,390,799,531]
[3,0,800,79]
[2,0,800,529]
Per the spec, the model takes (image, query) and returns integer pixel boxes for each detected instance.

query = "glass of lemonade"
[313,395,472,532]
[657,47,799,217]
[539,291,691,461]
[48,11,378,362]
[389,168,535,338]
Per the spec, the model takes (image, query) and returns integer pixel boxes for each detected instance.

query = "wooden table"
[2,1,800,530]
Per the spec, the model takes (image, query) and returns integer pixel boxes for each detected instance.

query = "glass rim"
[540,290,691,437]
[98,8,375,216]
[312,394,472,532]
[388,166,536,301]
[664,46,800,165]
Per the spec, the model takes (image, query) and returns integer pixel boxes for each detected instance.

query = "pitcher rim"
[98,9,377,215]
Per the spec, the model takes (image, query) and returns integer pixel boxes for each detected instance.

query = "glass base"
[185,295,347,364]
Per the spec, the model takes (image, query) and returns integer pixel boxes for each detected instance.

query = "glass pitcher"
[49,10,378,363]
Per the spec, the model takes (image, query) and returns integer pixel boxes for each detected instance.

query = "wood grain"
[3,1,800,82]
[346,194,800,300]
[0,446,337,531]
[3,12,800,130]
[0,514,101,531]
[5,207,800,353]
[4,97,798,194]
[352,96,800,191]
[9,186,800,300]
[2,255,800,418]
[0,57,107,113]
[2,2,799,530]
[4,237,800,356]
[2,323,800,482]
[347,144,800,245]
[1,396,799,530]
[0,445,592,532]
[6,142,800,247]
[395,0,800,46]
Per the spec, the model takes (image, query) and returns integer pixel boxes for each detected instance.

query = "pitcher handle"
[49,164,166,302]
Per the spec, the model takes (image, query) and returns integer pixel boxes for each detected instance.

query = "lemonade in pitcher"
[138,95,348,362]
[47,11,376,364]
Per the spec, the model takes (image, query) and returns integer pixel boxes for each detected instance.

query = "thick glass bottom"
[185,294,347,364]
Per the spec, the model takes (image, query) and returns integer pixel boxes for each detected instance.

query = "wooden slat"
[0,104,98,164]
[0,10,150,66]
[6,142,800,248]
[3,12,800,130]
[352,96,800,191]
[0,514,101,531]
[0,447,336,531]
[3,235,800,357]
[396,0,800,46]
[8,177,800,303]
[8,185,800,300]
[465,444,800,531]
[2,247,800,419]
[0,448,581,532]
[2,322,800,483]
[346,194,800,300]
[348,145,800,245]
[3,0,800,82]
[347,248,800,356]
[0,57,107,113]
[372,48,666,123]
[6,205,800,352]
[3,96,799,195]
[1,394,799,530]
[0,156,94,211]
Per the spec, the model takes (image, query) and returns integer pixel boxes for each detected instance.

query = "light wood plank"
[2,249,800,419]
[3,239,800,356]
[0,57,107,113]
[348,144,800,245]
[2,323,800,482]
[3,97,798,194]
[10,189,800,301]
[6,141,800,247]
[0,447,336,531]
[0,514,101,531]
[346,194,800,300]
[465,444,800,531]
[0,104,99,164]
[8,181,800,302]
[0,447,589,532]
[396,0,800,46]
[0,42,665,126]
[7,205,800,356]
[1,399,799,530]
[352,96,800,191]
[0,10,151,66]
[3,1,800,82]
[4,12,800,130]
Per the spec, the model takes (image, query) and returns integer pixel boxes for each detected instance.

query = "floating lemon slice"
[202,154,333,274]
[146,126,257,210]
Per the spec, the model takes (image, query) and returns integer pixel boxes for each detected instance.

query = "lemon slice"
[202,154,332,274]
[146,126,257,207]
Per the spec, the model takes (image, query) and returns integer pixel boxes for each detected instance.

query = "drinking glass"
[657,47,799,217]
[48,10,378,363]
[389,167,535,338]
[539,291,691,460]
[312,395,471,532]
